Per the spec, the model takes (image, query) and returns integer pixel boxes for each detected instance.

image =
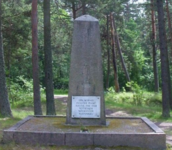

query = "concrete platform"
[3,116,166,150]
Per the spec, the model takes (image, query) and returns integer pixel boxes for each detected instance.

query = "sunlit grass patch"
[54,89,68,95]
[105,90,172,122]
[12,109,33,119]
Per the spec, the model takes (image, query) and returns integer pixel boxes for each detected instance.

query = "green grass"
[105,91,172,122]
[12,109,34,118]
[54,89,68,95]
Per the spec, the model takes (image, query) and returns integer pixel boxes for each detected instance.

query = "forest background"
[0,0,172,118]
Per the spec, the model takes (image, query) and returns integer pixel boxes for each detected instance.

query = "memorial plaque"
[72,96,100,118]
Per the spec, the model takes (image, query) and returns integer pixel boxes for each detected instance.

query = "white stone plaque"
[72,96,100,118]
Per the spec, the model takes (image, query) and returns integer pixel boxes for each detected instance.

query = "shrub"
[126,81,144,106]
[54,89,68,95]
[105,86,162,108]
[7,76,45,108]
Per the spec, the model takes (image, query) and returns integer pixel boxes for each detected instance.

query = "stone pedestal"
[66,15,106,125]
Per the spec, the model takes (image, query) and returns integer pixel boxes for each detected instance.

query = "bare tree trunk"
[0,0,12,117]
[82,0,86,15]
[110,13,120,92]
[106,15,110,90]
[151,0,159,92]
[157,0,171,117]
[44,0,56,115]
[113,16,130,82]
[72,1,76,19]
[166,0,172,57]
[6,19,12,77]
[165,0,172,109]
[6,19,12,102]
[32,0,42,115]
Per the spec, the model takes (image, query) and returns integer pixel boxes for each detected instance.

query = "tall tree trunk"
[113,16,130,82]
[165,0,172,57]
[106,15,110,90]
[157,0,171,117]
[151,0,159,92]
[32,0,42,115]
[0,0,12,117]
[165,0,172,109]
[44,0,56,115]
[110,13,120,92]
[6,20,12,102]
[82,0,86,15]
[72,1,76,19]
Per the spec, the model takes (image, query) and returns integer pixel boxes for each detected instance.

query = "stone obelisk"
[66,15,106,126]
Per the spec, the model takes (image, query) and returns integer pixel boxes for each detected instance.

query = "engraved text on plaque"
[72,96,100,118]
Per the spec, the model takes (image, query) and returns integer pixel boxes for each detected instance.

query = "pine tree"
[157,0,171,117]
[32,0,42,115]
[0,0,12,117]
[44,0,56,115]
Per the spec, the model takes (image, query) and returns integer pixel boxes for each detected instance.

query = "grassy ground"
[105,91,172,122]
[0,91,172,150]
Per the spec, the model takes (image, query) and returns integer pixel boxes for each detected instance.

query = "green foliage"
[106,87,133,106]
[1,0,160,92]
[37,1,72,88]
[8,76,46,108]
[120,18,153,89]
[54,89,68,95]
[2,0,32,79]
[126,81,144,106]
[106,82,145,106]
[106,85,162,108]
[145,92,162,106]
[53,71,69,89]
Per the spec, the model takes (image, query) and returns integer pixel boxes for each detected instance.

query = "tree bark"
[72,1,76,19]
[151,0,159,92]
[0,0,12,117]
[165,0,172,57]
[113,16,130,82]
[106,15,110,90]
[110,13,120,92]
[157,0,171,117]
[44,0,56,115]
[165,0,172,109]
[32,0,42,115]
[82,0,86,15]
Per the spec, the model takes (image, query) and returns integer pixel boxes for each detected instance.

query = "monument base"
[66,118,107,126]
[65,120,109,126]
[3,116,166,150]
